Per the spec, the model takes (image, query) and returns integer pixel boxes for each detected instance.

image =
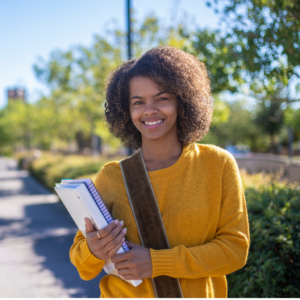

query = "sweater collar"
[146,143,197,182]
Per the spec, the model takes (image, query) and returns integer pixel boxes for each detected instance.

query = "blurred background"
[0,0,299,298]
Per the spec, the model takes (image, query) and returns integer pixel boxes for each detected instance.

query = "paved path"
[0,157,105,298]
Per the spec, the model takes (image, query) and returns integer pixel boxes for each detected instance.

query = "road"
[0,157,105,298]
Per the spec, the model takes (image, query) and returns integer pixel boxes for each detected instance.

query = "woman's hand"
[111,242,153,280]
[85,217,127,260]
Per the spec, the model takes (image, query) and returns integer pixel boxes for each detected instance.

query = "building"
[7,88,26,102]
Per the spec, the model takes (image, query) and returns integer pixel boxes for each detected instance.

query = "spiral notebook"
[54,178,142,287]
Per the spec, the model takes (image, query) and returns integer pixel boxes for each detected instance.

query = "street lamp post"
[126,0,134,156]
[287,80,294,159]
[127,0,132,60]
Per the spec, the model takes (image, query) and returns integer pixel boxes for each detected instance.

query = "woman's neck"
[141,136,183,171]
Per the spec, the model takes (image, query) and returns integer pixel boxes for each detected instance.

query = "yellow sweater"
[70,143,250,298]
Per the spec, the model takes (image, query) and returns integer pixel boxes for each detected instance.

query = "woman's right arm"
[70,229,105,280]
[69,166,126,280]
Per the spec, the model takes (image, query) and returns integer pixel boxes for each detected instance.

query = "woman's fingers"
[84,219,128,260]
[105,227,127,253]
[98,220,122,240]
[114,259,129,271]
[117,268,133,276]
[88,219,120,242]
[107,236,126,257]
[109,221,125,240]
[96,221,124,243]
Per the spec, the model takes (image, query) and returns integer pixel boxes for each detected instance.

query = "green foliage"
[227,177,300,297]
[284,107,300,132]
[202,99,268,151]
[255,98,285,148]
[27,153,116,190]
[33,38,123,144]
[211,96,230,126]
[190,28,246,93]
[207,0,300,100]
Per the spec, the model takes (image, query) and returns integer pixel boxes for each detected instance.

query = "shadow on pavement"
[0,200,106,297]
[24,202,106,298]
[32,233,106,298]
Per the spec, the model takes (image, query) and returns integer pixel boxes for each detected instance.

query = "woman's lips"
[142,119,165,130]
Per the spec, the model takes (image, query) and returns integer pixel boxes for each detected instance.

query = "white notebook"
[54,178,142,287]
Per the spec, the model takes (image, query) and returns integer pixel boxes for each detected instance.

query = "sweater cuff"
[150,248,175,278]
[80,239,105,267]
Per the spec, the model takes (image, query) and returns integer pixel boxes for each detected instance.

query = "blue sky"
[0,0,221,108]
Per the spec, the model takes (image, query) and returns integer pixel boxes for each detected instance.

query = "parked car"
[225,145,253,158]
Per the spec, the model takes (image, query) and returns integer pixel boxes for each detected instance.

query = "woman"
[70,46,250,298]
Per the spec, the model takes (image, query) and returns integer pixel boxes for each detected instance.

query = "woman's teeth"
[144,120,163,125]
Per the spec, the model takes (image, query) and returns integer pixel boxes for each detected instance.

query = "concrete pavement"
[0,157,105,298]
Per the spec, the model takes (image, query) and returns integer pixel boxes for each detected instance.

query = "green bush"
[228,178,300,297]
[27,153,117,190]
[0,145,13,157]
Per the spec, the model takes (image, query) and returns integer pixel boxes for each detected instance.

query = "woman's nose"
[144,101,158,115]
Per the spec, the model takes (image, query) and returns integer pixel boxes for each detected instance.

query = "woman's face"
[129,76,178,143]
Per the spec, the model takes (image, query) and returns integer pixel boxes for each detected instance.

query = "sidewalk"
[0,157,105,297]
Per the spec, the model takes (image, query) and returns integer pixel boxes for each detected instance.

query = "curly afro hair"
[104,46,213,149]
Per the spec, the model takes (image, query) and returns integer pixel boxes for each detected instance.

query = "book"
[54,178,142,287]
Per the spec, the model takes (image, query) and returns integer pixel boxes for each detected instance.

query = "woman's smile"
[142,119,165,129]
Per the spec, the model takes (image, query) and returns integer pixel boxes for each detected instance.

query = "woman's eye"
[158,97,168,101]
[133,101,142,105]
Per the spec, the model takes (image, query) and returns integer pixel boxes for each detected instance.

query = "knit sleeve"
[69,167,109,280]
[149,149,250,279]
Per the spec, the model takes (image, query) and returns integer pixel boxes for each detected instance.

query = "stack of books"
[54,178,142,287]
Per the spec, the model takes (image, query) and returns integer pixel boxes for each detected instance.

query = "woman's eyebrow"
[154,91,167,97]
[130,91,167,100]
[130,95,143,100]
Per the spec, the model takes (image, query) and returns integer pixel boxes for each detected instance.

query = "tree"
[0,101,37,151]
[207,0,300,101]
[255,97,285,153]
[284,107,300,142]
[33,37,123,153]
[202,99,268,151]
[188,28,246,94]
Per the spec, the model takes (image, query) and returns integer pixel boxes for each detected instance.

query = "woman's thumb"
[85,218,94,233]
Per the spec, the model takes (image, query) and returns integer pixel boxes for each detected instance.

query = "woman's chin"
[142,133,166,142]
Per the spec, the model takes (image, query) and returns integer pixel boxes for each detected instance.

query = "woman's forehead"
[129,77,163,96]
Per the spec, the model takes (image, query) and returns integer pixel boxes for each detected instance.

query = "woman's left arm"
[149,150,250,279]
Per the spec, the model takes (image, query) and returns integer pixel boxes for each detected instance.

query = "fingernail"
[122,228,127,233]
[122,237,125,242]
[114,220,119,224]
[120,220,124,226]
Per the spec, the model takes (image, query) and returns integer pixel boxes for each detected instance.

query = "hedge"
[227,173,300,297]
[24,153,115,191]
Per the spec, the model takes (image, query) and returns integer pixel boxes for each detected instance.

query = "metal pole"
[127,0,132,60]
[287,80,294,158]
[126,0,135,155]
[288,127,294,158]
